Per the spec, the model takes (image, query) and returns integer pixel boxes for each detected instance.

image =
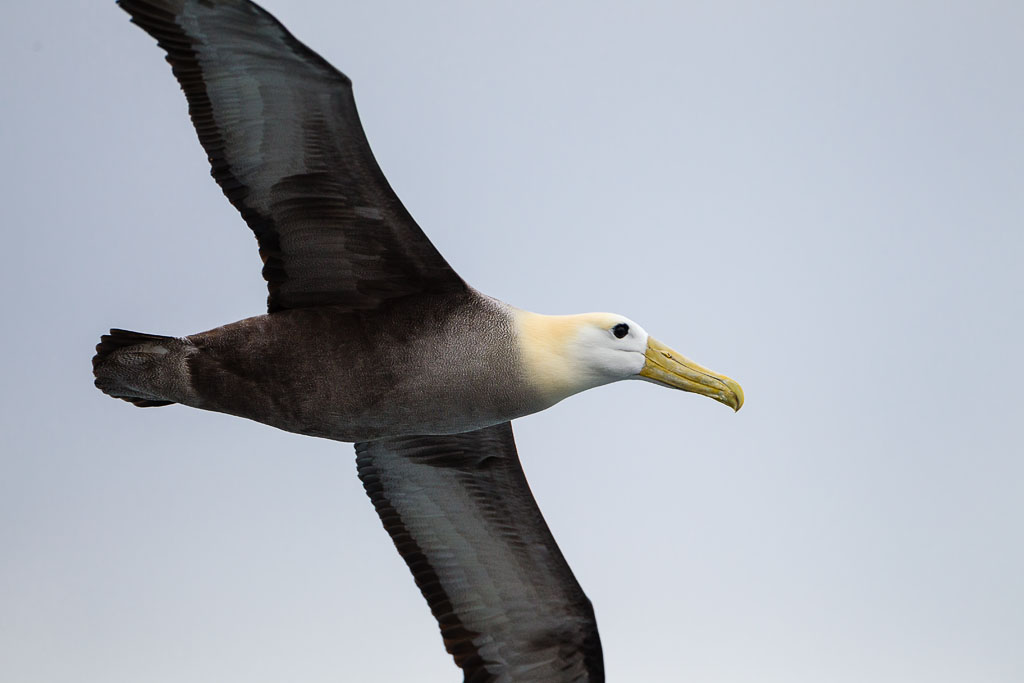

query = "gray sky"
[3,1,1023,681]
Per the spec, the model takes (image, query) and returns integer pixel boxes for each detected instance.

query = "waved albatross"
[94,1,744,680]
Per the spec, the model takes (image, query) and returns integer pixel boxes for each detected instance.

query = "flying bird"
[94,1,744,680]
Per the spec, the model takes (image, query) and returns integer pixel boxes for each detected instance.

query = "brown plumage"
[96,1,608,680]
[96,2,743,681]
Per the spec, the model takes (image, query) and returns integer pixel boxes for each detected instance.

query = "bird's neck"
[511,309,599,407]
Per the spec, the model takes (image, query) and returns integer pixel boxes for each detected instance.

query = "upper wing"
[118,0,466,312]
[356,423,604,683]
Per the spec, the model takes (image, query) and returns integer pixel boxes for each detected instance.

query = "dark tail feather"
[120,398,173,407]
[93,329,173,369]
[93,328,176,407]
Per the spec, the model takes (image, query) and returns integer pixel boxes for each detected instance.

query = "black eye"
[612,323,629,339]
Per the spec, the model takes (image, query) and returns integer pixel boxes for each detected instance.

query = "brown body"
[98,3,742,680]
[96,292,542,442]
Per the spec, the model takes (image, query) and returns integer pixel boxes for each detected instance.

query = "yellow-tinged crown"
[512,310,648,406]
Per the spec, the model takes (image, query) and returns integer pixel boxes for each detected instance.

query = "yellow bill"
[639,337,744,411]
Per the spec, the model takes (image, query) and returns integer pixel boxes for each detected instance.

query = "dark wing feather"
[118,0,465,312]
[356,423,604,683]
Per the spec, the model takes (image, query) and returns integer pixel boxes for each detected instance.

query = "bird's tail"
[92,329,179,407]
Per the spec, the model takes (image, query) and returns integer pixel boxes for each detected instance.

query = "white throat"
[512,309,648,407]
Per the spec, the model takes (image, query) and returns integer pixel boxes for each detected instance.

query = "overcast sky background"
[2,1,1023,681]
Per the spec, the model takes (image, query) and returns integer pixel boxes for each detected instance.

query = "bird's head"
[514,310,743,411]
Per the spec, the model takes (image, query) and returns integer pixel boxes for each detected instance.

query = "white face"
[566,314,649,388]
[513,309,655,405]
[513,308,743,411]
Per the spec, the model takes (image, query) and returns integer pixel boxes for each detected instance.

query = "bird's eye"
[612,323,629,339]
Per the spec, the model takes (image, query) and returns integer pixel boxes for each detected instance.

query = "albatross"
[93,1,744,680]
